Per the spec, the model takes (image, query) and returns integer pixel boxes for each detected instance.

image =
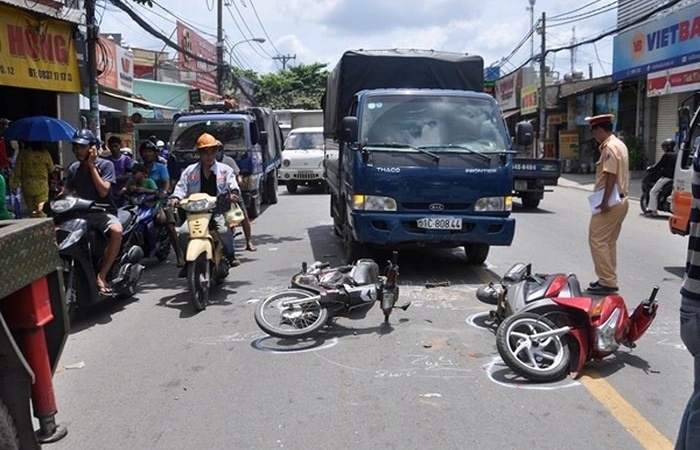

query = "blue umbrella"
[3,116,76,142]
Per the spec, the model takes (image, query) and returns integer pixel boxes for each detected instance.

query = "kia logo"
[429,203,444,212]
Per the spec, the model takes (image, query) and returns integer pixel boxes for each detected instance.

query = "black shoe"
[586,284,618,294]
[227,256,241,267]
[589,280,601,288]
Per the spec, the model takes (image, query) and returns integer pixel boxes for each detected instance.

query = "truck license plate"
[514,180,528,191]
[416,217,462,230]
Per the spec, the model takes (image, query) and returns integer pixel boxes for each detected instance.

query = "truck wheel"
[286,182,298,194]
[464,243,489,265]
[266,170,279,204]
[343,225,367,263]
[521,193,540,209]
[0,399,19,450]
[248,191,262,219]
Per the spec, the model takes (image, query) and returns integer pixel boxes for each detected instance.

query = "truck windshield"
[360,95,509,153]
[171,119,248,153]
[285,131,324,150]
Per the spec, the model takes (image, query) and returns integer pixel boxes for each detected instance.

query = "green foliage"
[227,63,329,109]
[624,135,646,170]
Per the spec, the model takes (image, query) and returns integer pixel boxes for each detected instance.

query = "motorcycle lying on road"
[122,193,170,263]
[179,192,232,311]
[639,168,672,214]
[46,195,145,321]
[254,252,409,339]
[477,263,660,382]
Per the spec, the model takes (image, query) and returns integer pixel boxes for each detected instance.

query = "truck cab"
[669,93,700,236]
[169,104,282,218]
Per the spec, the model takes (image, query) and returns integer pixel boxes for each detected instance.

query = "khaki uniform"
[589,134,630,288]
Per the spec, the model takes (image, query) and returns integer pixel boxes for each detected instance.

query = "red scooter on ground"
[485,264,660,382]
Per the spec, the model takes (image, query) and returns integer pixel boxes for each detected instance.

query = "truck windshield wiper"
[363,142,440,162]
[419,144,491,163]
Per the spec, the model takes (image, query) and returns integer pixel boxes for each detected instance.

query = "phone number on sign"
[26,67,73,82]
[0,65,16,76]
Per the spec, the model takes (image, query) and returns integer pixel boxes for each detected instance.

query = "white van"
[278,126,327,194]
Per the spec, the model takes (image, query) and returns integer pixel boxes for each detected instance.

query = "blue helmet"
[72,129,97,145]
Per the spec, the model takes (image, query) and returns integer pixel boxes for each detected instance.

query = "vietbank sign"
[613,2,700,81]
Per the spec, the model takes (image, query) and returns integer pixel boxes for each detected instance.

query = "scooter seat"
[117,208,136,228]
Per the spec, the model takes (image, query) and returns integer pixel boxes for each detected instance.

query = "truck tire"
[265,170,279,204]
[248,190,262,219]
[286,182,298,194]
[464,243,489,265]
[521,193,540,209]
[0,399,19,450]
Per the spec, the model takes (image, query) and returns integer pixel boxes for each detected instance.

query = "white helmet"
[156,140,165,148]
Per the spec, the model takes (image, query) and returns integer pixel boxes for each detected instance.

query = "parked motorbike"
[477,263,659,382]
[47,195,145,321]
[179,192,231,311]
[640,169,672,214]
[122,193,170,262]
[254,252,409,339]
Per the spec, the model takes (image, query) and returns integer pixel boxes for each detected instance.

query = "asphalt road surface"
[49,183,689,450]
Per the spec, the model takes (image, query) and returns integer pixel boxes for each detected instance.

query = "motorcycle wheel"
[0,399,19,450]
[640,192,649,213]
[155,227,170,262]
[496,312,570,382]
[187,253,210,311]
[254,289,329,339]
[62,258,84,323]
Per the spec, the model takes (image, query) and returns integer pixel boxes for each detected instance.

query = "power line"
[248,0,281,55]
[548,2,618,28]
[548,0,603,20]
[226,1,273,58]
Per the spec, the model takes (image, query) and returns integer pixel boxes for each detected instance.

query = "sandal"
[246,243,257,252]
[97,281,113,295]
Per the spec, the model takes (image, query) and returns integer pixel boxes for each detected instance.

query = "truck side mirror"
[679,106,691,145]
[341,116,358,143]
[515,121,534,147]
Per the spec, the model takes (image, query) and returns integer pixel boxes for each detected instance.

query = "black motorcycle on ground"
[639,169,672,214]
[47,195,145,321]
[254,252,409,339]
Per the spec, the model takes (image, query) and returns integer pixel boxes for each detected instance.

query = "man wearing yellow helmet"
[168,133,241,274]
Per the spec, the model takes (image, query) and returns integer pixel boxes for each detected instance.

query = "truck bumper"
[349,212,515,247]
[278,168,324,183]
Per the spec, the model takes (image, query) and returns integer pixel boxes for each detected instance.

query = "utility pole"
[86,0,100,138]
[273,54,296,71]
[570,26,577,73]
[538,11,546,158]
[216,0,224,96]
[527,0,536,67]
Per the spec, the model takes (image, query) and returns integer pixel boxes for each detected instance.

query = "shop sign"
[547,113,567,126]
[520,84,538,115]
[495,71,518,110]
[97,38,133,93]
[647,61,700,96]
[613,1,700,81]
[559,130,580,159]
[0,5,80,92]
[176,21,217,95]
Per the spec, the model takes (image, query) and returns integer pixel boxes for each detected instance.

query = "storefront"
[613,1,700,163]
[0,3,82,165]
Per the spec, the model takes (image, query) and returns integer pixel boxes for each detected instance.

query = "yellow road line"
[580,371,673,450]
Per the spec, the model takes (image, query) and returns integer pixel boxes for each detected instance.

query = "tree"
[245,63,328,109]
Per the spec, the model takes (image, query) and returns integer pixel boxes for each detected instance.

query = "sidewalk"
[557,170,645,200]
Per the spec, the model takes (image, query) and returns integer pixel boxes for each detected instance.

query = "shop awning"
[100,90,179,111]
[502,109,519,120]
[79,94,121,113]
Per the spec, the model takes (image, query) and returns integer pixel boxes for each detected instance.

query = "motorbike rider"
[645,138,678,217]
[168,132,241,277]
[60,129,122,294]
[138,140,185,267]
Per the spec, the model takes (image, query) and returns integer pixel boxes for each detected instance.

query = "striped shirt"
[681,148,700,300]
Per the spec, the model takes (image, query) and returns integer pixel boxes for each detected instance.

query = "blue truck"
[168,104,283,218]
[323,49,533,264]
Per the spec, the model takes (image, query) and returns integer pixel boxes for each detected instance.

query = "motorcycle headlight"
[474,196,512,212]
[353,195,397,211]
[58,228,84,251]
[181,199,215,212]
[50,197,78,214]
[595,307,622,353]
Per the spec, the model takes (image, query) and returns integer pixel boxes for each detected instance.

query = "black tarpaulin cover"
[323,49,484,138]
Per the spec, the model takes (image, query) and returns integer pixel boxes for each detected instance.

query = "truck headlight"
[282,159,290,167]
[353,195,397,211]
[474,196,512,212]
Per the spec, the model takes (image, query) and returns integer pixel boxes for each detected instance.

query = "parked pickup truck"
[512,157,561,209]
